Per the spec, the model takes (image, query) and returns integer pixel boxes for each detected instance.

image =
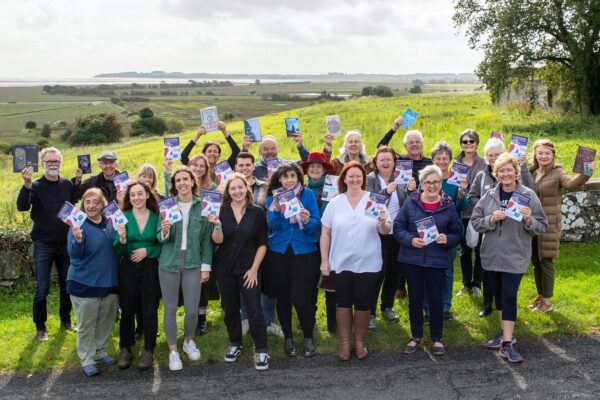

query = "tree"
[25,121,36,129]
[130,107,166,137]
[454,0,600,116]
[40,123,51,138]
[409,85,423,94]
[139,107,154,119]
[70,113,123,146]
[165,118,185,134]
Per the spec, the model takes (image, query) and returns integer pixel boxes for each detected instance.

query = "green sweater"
[113,210,161,259]
[156,195,212,272]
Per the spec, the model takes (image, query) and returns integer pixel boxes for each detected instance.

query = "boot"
[138,350,154,371]
[354,310,371,360]
[117,347,132,370]
[336,307,353,361]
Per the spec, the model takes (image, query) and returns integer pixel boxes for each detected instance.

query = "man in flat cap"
[73,151,120,202]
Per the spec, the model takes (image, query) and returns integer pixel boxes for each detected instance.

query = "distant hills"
[94,71,480,83]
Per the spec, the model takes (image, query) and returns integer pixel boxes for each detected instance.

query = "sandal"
[432,342,445,356]
[404,338,421,354]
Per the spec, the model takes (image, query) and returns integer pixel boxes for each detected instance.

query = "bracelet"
[213,225,222,231]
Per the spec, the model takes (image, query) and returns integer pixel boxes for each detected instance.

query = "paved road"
[1,335,598,399]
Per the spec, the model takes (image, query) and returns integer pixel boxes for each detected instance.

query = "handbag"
[465,174,486,248]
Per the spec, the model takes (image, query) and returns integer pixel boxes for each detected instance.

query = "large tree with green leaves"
[453,0,600,116]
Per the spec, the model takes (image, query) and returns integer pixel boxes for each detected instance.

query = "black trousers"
[332,270,380,311]
[119,257,161,351]
[371,235,400,315]
[217,272,267,352]
[459,219,483,289]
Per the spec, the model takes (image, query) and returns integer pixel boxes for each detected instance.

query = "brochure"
[505,192,531,222]
[113,171,130,192]
[201,191,222,217]
[490,131,503,140]
[102,201,128,228]
[12,144,38,173]
[416,216,439,245]
[244,118,262,142]
[325,115,341,137]
[322,175,339,201]
[394,160,413,186]
[573,146,596,176]
[277,189,302,219]
[401,108,418,130]
[213,161,232,185]
[200,106,219,132]
[77,154,92,174]
[285,117,300,136]
[508,134,529,159]
[158,197,183,224]
[447,162,469,186]
[267,159,282,178]
[364,192,387,219]
[56,201,87,228]
[164,137,181,161]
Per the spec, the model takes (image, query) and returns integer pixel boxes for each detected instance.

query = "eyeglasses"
[461,139,476,145]
[406,141,422,146]
[43,160,61,165]
[422,180,441,186]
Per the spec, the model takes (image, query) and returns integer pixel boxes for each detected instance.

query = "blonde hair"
[136,163,158,190]
[222,172,254,205]
[531,139,556,170]
[493,153,521,179]
[79,188,107,213]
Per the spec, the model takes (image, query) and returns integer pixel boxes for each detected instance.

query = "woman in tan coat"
[528,139,595,312]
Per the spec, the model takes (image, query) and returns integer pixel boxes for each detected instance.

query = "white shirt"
[178,201,192,251]
[377,175,400,222]
[321,192,385,274]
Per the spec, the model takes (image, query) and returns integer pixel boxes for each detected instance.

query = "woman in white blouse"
[320,161,391,361]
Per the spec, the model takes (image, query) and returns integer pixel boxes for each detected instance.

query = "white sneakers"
[266,322,284,338]
[168,351,183,371]
[183,339,201,361]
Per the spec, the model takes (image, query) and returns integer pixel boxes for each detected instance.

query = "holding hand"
[207,214,221,226]
[435,233,448,245]
[72,227,83,243]
[517,154,528,166]
[74,168,83,185]
[292,132,303,148]
[386,182,398,195]
[116,190,125,203]
[161,220,172,237]
[392,116,404,132]
[118,224,127,244]
[520,206,532,226]
[21,166,33,189]
[193,126,207,142]
[242,136,252,151]
[323,133,334,151]
[218,121,228,136]
[490,210,506,224]
[163,158,173,175]
[411,237,426,248]
[299,208,310,224]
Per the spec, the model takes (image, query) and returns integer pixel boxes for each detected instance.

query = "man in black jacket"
[16,147,77,341]
[73,150,119,202]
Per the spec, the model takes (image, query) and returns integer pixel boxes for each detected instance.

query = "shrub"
[361,85,394,97]
[130,116,166,137]
[60,129,73,141]
[0,142,11,155]
[40,123,51,138]
[36,138,50,148]
[409,85,423,94]
[139,107,154,119]
[25,121,36,129]
[69,113,123,146]
[165,118,185,134]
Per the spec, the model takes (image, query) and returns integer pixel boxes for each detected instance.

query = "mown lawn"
[0,242,598,374]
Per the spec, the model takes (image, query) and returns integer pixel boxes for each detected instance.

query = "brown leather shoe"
[138,350,154,371]
[354,310,371,360]
[336,307,353,361]
[527,295,542,309]
[117,347,132,370]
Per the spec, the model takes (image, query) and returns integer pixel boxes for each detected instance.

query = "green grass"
[0,242,597,374]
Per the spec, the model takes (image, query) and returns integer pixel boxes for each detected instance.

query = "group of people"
[16,117,595,376]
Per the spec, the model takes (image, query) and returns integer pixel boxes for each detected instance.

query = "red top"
[422,201,440,211]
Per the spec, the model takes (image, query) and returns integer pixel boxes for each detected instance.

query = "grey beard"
[45,168,59,177]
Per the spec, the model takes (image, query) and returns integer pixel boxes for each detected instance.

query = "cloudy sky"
[0,0,482,78]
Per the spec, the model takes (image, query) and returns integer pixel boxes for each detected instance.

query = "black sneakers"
[224,346,242,363]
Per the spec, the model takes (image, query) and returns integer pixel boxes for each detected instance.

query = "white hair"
[403,130,423,145]
[418,165,443,184]
[259,135,278,152]
[338,130,368,160]
[40,147,62,162]
[484,138,505,155]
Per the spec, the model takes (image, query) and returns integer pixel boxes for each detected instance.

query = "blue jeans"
[32,241,72,330]
[423,247,457,313]
[241,293,277,325]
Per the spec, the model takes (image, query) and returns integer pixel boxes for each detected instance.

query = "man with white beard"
[17,147,78,341]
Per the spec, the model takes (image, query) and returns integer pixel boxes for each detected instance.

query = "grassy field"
[0,242,597,374]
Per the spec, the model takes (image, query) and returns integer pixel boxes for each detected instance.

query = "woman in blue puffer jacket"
[394,165,462,356]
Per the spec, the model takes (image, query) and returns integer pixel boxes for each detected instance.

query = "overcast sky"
[0,0,482,78]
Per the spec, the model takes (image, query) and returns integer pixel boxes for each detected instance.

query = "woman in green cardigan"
[157,166,213,371]
[114,181,161,371]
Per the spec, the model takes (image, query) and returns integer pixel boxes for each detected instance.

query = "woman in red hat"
[300,152,337,334]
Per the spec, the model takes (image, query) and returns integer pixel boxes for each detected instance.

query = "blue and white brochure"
[401,108,418,130]
[102,201,128,229]
[447,162,469,187]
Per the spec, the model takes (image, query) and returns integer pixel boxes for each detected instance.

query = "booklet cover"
[573,146,596,176]
[12,144,38,173]
[364,192,387,219]
[490,131,503,140]
[113,171,130,192]
[244,118,262,142]
[285,117,300,136]
[267,159,282,178]
[77,154,92,174]
[200,106,219,132]
[394,160,413,186]
[213,161,232,185]
[102,200,128,228]
[508,134,529,159]
[325,115,341,137]
[201,191,222,217]
[447,162,469,186]
[164,137,182,161]
[158,196,183,224]
[276,189,301,219]
[416,216,439,245]
[56,201,87,228]
[322,175,339,201]
[505,192,531,222]
[401,108,418,130]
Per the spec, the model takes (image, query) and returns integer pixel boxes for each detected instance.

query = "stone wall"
[561,179,600,242]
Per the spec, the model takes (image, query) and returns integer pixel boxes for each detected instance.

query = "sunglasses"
[461,139,476,145]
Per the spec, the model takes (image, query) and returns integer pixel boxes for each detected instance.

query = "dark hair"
[266,163,304,196]
[170,166,199,197]
[202,141,221,155]
[121,181,159,214]
[338,161,366,193]
[236,151,255,164]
